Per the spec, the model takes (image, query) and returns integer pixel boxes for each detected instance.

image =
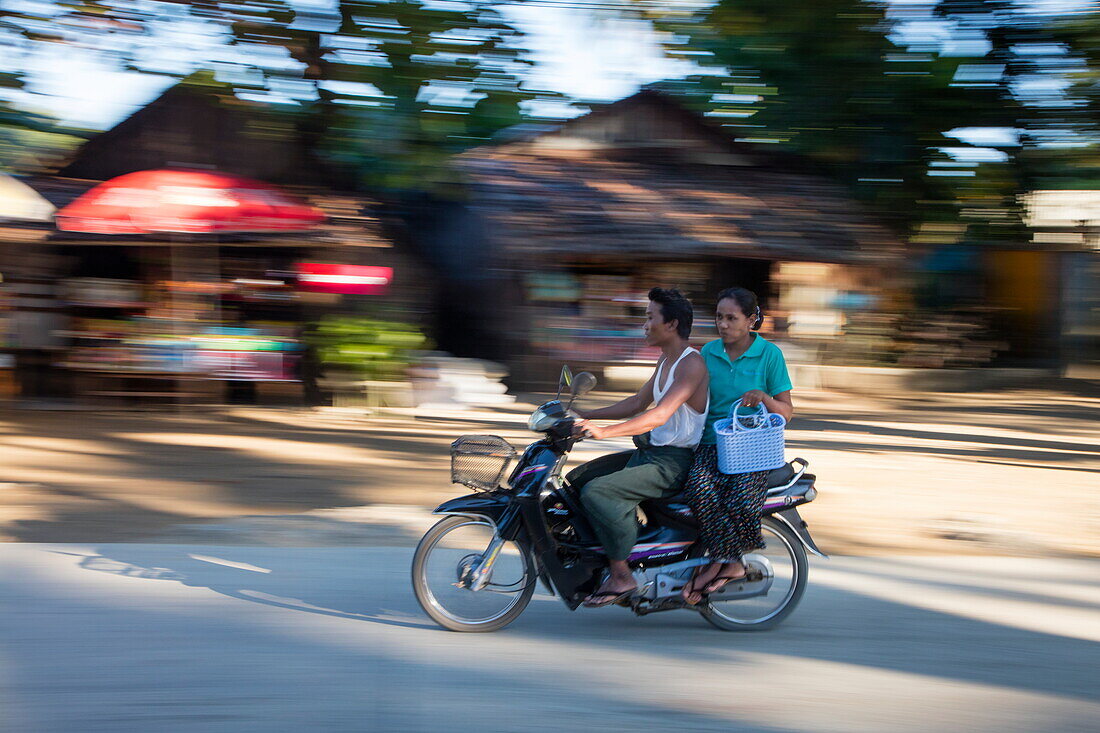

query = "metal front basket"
[450,435,517,492]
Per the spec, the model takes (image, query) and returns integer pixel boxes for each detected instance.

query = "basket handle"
[730,399,769,431]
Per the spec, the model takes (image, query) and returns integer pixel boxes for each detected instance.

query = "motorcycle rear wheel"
[412,516,537,633]
[699,516,808,632]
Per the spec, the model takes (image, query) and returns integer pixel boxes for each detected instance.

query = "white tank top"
[649,347,708,449]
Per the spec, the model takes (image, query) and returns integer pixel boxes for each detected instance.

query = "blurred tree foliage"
[0,59,84,174]
[1046,8,1100,188]
[647,0,1098,245]
[210,0,544,191]
[932,1,1098,196]
[1,0,1094,210]
[0,102,84,174]
[0,0,549,191]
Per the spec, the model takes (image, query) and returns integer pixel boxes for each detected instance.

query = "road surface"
[2,544,1097,732]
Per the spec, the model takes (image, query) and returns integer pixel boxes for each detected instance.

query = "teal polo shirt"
[700,335,793,445]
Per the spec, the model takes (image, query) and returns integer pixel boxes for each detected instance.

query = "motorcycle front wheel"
[412,515,537,632]
[699,516,809,632]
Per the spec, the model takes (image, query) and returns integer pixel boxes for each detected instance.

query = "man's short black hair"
[648,287,693,339]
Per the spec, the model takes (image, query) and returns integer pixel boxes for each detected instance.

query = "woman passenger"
[681,287,794,605]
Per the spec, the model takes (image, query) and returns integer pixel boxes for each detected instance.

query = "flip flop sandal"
[681,567,712,605]
[703,572,748,595]
[583,588,636,608]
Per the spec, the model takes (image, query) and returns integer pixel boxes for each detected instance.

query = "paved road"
[2,545,1098,732]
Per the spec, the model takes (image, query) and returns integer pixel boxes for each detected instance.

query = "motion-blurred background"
[0,0,1095,569]
[0,0,1095,409]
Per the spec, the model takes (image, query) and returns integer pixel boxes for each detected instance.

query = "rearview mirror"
[571,371,597,397]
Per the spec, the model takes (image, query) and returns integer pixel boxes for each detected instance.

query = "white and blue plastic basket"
[714,399,786,474]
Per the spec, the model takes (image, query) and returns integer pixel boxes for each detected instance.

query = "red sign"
[296,263,392,295]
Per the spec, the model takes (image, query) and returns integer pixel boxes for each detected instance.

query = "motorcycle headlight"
[528,405,558,432]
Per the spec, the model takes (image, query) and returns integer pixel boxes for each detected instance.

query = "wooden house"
[446,90,903,383]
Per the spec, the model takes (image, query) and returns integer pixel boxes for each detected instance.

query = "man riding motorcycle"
[569,287,709,607]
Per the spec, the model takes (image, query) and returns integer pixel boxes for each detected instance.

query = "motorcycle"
[412,366,827,632]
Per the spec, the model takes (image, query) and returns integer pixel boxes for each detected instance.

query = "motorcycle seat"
[765,462,795,488]
[641,459,811,520]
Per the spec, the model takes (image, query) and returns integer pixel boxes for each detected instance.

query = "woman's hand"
[740,389,769,408]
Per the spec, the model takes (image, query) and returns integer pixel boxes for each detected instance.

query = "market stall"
[51,169,327,405]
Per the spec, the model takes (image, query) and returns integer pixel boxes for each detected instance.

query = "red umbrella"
[55,169,325,235]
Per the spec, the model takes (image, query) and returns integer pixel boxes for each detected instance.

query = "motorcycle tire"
[412,515,537,633]
[699,516,809,632]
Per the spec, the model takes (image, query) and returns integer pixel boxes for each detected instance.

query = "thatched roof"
[456,92,902,264]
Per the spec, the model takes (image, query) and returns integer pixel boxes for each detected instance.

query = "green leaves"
[652,0,1098,248]
[305,316,428,381]
[206,0,543,191]
[1,0,551,192]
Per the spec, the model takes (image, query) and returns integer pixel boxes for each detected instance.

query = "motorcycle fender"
[774,507,830,559]
[433,494,522,538]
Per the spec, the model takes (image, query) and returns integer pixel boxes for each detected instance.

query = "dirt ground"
[0,385,1097,556]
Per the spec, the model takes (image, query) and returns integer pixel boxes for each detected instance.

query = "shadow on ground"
[74,544,1100,706]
